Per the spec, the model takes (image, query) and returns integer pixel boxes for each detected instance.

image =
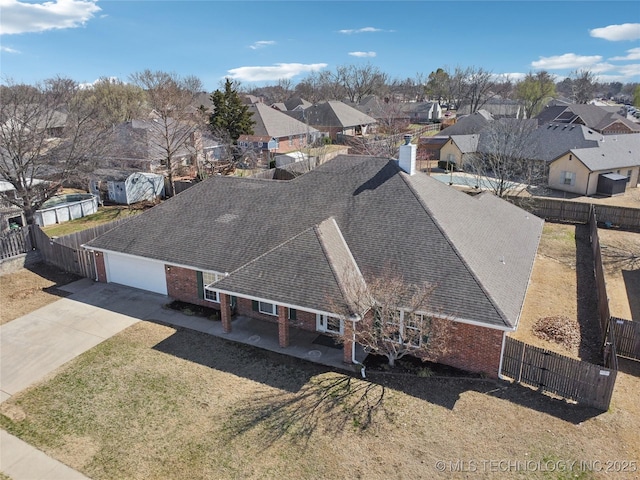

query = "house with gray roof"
[85,142,543,377]
[534,104,640,135]
[548,133,640,196]
[237,103,321,157]
[285,101,377,141]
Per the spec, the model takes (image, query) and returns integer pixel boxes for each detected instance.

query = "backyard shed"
[597,172,627,196]
[90,170,165,205]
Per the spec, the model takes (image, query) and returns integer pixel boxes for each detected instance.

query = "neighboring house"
[237,103,321,157]
[400,102,443,123]
[437,110,494,137]
[352,96,410,125]
[457,97,524,119]
[89,169,165,205]
[106,119,202,173]
[285,101,377,141]
[85,144,543,378]
[439,134,480,169]
[284,97,312,111]
[534,104,640,135]
[0,180,27,232]
[548,134,640,196]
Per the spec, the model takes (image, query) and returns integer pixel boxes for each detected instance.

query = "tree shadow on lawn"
[152,325,602,448]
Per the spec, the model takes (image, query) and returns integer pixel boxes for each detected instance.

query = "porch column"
[278,306,289,348]
[220,293,232,333]
[343,320,354,364]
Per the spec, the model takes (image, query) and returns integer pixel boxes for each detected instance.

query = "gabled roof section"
[563,134,640,171]
[287,101,377,128]
[213,218,364,314]
[438,110,494,136]
[249,103,318,138]
[403,173,544,328]
[450,134,479,153]
[87,155,543,329]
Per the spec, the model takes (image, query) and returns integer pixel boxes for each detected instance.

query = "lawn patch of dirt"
[514,223,601,362]
[0,263,81,324]
[598,228,640,321]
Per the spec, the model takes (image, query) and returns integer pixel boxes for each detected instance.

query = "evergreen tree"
[209,79,254,143]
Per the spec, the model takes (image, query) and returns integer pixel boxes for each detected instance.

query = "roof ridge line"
[314,217,367,316]
[217,225,316,279]
[400,172,511,327]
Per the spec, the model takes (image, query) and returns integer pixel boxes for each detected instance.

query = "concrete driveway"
[1,280,170,403]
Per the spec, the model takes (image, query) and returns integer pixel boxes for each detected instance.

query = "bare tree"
[129,70,204,196]
[330,268,451,368]
[571,69,597,104]
[0,77,110,225]
[333,64,389,103]
[466,118,541,198]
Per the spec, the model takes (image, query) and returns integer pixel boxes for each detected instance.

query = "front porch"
[154,308,367,373]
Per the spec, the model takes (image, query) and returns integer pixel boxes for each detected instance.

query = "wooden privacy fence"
[501,337,617,411]
[590,206,611,335]
[30,217,132,279]
[0,227,33,260]
[508,197,640,230]
[609,317,640,361]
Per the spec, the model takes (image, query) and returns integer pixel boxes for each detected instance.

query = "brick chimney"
[398,134,416,175]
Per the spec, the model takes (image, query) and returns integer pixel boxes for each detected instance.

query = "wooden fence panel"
[0,227,33,259]
[30,218,131,278]
[610,317,640,361]
[501,337,616,411]
[507,197,640,230]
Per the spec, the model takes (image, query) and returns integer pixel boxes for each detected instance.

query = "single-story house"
[89,169,165,205]
[457,98,524,119]
[548,134,640,196]
[84,143,543,377]
[285,101,377,141]
[400,102,443,123]
[535,104,640,135]
[238,103,322,157]
[439,134,480,169]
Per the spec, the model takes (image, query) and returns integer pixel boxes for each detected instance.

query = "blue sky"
[1,0,639,91]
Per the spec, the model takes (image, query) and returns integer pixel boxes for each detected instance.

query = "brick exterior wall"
[428,320,504,378]
[166,265,221,310]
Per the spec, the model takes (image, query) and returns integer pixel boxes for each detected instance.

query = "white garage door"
[105,252,168,295]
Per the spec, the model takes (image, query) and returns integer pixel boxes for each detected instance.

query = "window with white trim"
[258,301,277,316]
[561,170,576,186]
[384,310,429,347]
[202,272,223,303]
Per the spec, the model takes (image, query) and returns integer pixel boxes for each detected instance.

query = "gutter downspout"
[350,314,366,378]
[497,331,508,380]
[585,171,592,196]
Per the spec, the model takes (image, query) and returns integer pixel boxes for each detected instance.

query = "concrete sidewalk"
[1,278,364,479]
[1,430,90,480]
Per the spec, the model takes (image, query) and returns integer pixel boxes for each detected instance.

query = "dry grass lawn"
[0,263,80,325]
[1,224,639,479]
[1,321,639,480]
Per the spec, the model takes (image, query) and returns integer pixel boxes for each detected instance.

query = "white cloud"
[0,0,101,35]
[339,27,389,34]
[531,53,602,70]
[227,63,328,82]
[609,47,640,61]
[249,40,275,50]
[348,51,376,58]
[0,45,20,53]
[589,23,640,41]
[492,72,527,82]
